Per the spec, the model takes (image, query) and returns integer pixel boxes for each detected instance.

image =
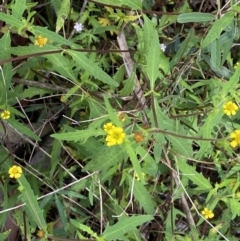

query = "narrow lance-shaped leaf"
[177,157,212,191]
[143,15,160,90]
[133,180,155,214]
[201,11,234,48]
[177,13,215,23]
[18,174,47,230]
[51,129,105,143]
[67,50,119,87]
[102,215,153,240]
[56,0,70,33]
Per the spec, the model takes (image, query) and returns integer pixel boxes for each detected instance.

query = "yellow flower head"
[34,35,48,47]
[106,126,125,146]
[201,207,214,219]
[135,172,145,181]
[234,62,240,69]
[223,101,238,116]
[1,110,10,120]
[230,130,240,148]
[37,229,45,238]
[134,132,144,142]
[104,122,115,133]
[8,165,22,179]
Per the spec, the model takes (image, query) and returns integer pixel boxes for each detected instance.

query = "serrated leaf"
[229,198,240,219]
[125,142,145,183]
[46,53,78,83]
[177,158,212,191]
[220,62,240,96]
[177,13,215,23]
[18,174,47,229]
[102,215,153,241]
[170,28,198,68]
[201,11,234,48]
[143,15,160,89]
[56,0,70,33]
[210,39,220,69]
[12,0,26,20]
[0,12,22,28]
[0,32,12,101]
[51,129,105,142]
[195,109,224,159]
[83,145,125,172]
[7,119,41,141]
[133,181,155,214]
[167,135,192,158]
[71,220,105,241]
[119,0,142,9]
[11,45,60,56]
[66,50,119,87]
[55,194,67,229]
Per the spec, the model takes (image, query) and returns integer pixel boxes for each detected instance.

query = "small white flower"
[160,43,166,52]
[74,22,83,33]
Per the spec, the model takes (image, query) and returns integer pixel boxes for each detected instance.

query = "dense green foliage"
[1,0,240,240]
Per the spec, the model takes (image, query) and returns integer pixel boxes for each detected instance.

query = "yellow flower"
[106,126,125,146]
[135,172,145,181]
[134,132,144,142]
[8,165,22,179]
[230,130,240,148]
[37,229,45,238]
[234,62,239,69]
[223,101,238,116]
[201,208,214,219]
[34,35,48,47]
[1,110,10,119]
[103,122,115,133]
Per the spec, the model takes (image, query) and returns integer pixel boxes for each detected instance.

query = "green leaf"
[125,142,145,183]
[46,53,78,83]
[195,109,224,159]
[229,198,240,219]
[71,220,105,241]
[167,134,192,158]
[11,45,60,56]
[12,0,26,20]
[177,157,212,191]
[170,28,198,68]
[177,13,215,23]
[143,15,160,89]
[119,0,142,10]
[51,129,105,142]
[102,215,153,241]
[83,145,125,173]
[56,0,70,33]
[133,180,155,214]
[220,62,240,96]
[7,119,41,141]
[67,50,119,87]
[33,26,78,48]
[55,194,67,229]
[0,32,12,105]
[201,11,234,48]
[210,39,220,69]
[50,139,62,178]
[18,174,47,229]
[0,12,22,28]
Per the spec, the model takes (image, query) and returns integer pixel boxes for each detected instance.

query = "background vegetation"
[1,0,240,240]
